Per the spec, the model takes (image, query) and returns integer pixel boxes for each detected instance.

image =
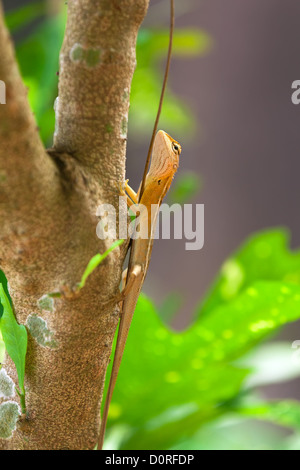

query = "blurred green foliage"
[5,1,45,32]
[168,171,202,204]
[131,29,211,139]
[7,5,65,144]
[5,3,211,145]
[103,230,300,450]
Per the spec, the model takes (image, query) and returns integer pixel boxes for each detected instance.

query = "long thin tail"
[98,265,142,450]
[97,321,125,450]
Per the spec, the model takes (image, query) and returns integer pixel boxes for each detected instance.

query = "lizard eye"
[172,142,181,155]
[158,179,162,185]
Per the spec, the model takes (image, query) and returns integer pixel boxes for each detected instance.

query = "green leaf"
[15,14,66,144]
[0,331,5,366]
[103,294,248,449]
[193,281,300,364]
[234,400,300,434]
[0,270,12,319]
[104,276,300,449]
[171,415,284,450]
[198,229,300,318]
[136,29,212,65]
[78,240,124,290]
[0,284,27,394]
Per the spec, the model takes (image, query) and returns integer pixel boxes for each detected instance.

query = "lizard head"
[147,130,181,181]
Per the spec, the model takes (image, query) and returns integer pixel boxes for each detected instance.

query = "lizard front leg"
[124,180,138,205]
[119,180,138,209]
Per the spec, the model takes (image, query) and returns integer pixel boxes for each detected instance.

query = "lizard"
[97,0,177,450]
[98,130,181,450]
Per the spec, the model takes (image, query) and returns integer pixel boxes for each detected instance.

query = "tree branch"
[0,1,49,174]
[53,0,149,187]
[0,1,59,253]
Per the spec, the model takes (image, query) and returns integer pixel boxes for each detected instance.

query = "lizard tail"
[97,265,142,450]
[98,311,127,450]
[97,363,117,450]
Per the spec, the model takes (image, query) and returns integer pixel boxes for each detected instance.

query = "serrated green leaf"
[0,284,27,393]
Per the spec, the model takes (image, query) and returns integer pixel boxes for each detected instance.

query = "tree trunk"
[0,0,149,450]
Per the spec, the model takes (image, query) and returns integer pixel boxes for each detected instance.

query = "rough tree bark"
[0,0,149,450]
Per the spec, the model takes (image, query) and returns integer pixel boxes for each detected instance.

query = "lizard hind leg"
[120,264,142,300]
[112,264,142,306]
